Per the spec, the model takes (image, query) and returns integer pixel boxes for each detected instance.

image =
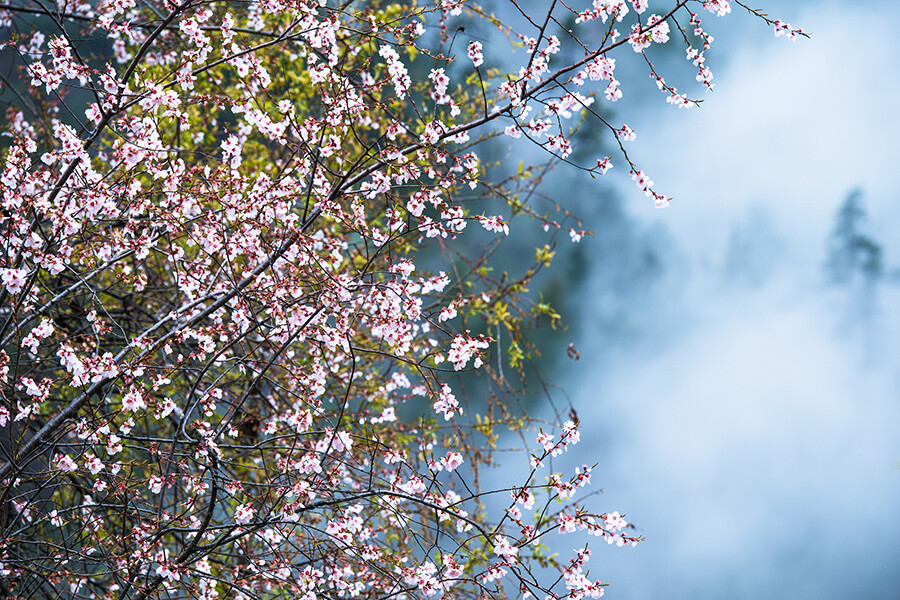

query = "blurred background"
[533,0,900,598]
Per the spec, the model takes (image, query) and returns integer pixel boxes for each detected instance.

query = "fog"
[550,2,900,599]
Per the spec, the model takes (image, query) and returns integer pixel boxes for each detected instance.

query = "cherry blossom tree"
[0,0,802,598]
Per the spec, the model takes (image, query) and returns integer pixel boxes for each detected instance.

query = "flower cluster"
[0,0,799,597]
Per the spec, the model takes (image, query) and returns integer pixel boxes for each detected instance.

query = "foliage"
[0,0,800,598]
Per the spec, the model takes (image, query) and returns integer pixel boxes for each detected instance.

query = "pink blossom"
[629,25,651,52]
[773,19,799,40]
[447,334,490,370]
[467,41,483,67]
[441,451,463,472]
[443,555,463,579]
[574,465,593,488]
[618,124,636,141]
[379,45,411,97]
[605,79,622,102]
[478,214,509,236]
[513,489,535,509]
[702,0,731,16]
[596,156,613,174]
[429,68,450,104]
[558,513,578,533]
[586,57,616,81]
[156,398,177,419]
[235,503,255,524]
[492,535,518,559]
[504,125,521,139]
[649,15,670,44]
[561,420,581,446]
[420,120,445,145]
[19,377,42,397]
[506,504,522,521]
[438,303,458,322]
[373,406,397,423]
[536,431,555,453]
[383,449,406,465]
[31,319,54,339]
[315,428,353,454]
[630,169,654,196]
[293,454,322,474]
[156,563,180,582]
[55,454,77,472]
[667,92,691,108]
[12,499,31,522]
[1,268,27,294]
[604,511,627,532]
[106,434,123,455]
[433,383,462,420]
[547,134,572,157]
[121,389,146,412]
[84,454,104,475]
[482,563,507,582]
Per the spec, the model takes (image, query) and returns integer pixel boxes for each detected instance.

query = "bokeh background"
[537,1,900,598]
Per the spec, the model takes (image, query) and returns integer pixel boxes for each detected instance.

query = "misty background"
[516,1,900,599]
